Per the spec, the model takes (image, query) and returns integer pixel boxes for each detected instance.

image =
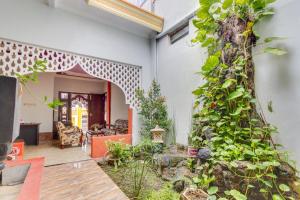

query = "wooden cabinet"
[18,123,40,145]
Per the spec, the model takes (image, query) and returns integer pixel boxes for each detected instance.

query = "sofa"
[100,119,128,136]
[56,122,83,148]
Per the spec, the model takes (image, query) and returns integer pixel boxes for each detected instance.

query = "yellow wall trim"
[87,0,164,32]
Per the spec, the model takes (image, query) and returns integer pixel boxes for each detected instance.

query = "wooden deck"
[40,160,129,200]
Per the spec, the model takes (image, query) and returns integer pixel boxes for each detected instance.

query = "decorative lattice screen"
[0,38,142,108]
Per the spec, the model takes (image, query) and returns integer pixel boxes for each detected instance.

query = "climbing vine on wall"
[192,0,297,199]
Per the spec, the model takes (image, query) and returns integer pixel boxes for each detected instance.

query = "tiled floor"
[24,141,91,166]
[40,160,129,200]
[0,185,22,200]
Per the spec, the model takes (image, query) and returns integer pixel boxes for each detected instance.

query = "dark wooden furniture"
[18,123,40,145]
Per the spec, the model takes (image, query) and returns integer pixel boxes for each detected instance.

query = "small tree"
[136,80,172,140]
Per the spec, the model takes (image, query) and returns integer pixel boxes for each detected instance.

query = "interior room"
[18,69,129,166]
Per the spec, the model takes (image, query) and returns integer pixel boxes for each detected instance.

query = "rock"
[203,127,213,140]
[197,148,211,160]
[210,161,299,199]
[275,162,296,178]
[161,155,171,167]
[154,153,188,169]
[97,158,107,166]
[162,167,177,181]
[177,160,187,167]
[173,179,186,193]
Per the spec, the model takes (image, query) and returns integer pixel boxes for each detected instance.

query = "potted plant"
[181,187,208,200]
[187,134,199,157]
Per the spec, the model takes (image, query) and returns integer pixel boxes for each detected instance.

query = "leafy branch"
[191,0,297,199]
[15,60,63,110]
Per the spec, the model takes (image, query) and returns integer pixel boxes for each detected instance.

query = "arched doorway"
[0,38,141,157]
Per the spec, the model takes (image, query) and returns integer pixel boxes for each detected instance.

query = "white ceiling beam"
[87,0,164,32]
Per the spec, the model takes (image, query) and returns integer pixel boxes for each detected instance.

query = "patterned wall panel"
[0,38,142,108]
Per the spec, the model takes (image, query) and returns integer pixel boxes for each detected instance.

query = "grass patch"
[101,163,166,199]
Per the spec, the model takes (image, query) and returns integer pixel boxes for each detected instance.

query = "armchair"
[56,122,83,148]
[100,119,128,136]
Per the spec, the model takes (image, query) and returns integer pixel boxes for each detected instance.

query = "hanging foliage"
[192,0,297,199]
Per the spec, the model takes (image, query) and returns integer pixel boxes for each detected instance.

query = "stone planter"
[187,146,198,157]
[181,188,208,200]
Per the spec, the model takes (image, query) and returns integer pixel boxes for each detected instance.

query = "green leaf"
[193,177,201,184]
[222,79,235,89]
[208,186,219,195]
[229,189,247,200]
[264,37,285,43]
[279,184,290,192]
[236,0,247,5]
[222,0,233,9]
[272,194,284,200]
[202,56,219,72]
[230,106,243,116]
[266,173,277,179]
[264,47,287,55]
[259,188,268,193]
[193,88,204,96]
[265,0,277,5]
[208,195,217,200]
[227,88,244,101]
[260,8,275,17]
[260,179,272,188]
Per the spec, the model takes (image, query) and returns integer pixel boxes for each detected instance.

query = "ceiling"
[47,0,158,38]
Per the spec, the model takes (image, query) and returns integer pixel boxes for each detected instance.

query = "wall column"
[106,82,111,128]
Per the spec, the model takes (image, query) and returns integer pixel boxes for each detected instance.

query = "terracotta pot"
[187,146,198,157]
[181,188,208,200]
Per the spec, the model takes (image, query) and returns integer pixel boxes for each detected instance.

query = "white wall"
[155,0,198,31]
[111,83,129,123]
[53,76,106,99]
[254,0,300,166]
[20,73,55,133]
[155,0,300,167]
[156,21,205,145]
[0,0,153,90]
[0,0,154,141]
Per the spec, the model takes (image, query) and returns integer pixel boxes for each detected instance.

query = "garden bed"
[101,163,166,199]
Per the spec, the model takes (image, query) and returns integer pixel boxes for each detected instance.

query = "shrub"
[106,140,131,167]
[138,139,163,156]
[145,184,180,200]
[136,80,172,140]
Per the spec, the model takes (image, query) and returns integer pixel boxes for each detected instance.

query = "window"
[168,22,189,44]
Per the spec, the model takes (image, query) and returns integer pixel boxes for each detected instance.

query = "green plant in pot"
[187,134,199,157]
[105,140,131,169]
